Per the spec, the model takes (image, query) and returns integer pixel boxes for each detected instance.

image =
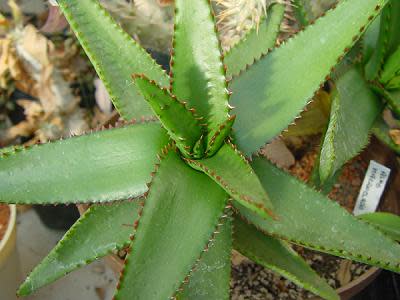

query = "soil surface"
[0,204,10,242]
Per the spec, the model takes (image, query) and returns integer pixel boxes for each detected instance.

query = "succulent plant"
[305,0,400,186]
[1,0,400,299]
[212,0,280,50]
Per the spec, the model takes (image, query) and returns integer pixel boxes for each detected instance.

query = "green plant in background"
[295,0,400,186]
[1,0,400,299]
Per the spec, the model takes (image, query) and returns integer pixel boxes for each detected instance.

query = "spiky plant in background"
[1,0,400,299]
[213,0,284,50]
[213,0,272,49]
[212,0,336,50]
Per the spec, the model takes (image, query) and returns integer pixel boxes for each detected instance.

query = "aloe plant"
[0,0,399,299]
[309,0,400,185]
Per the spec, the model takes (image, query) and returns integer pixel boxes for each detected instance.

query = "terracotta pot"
[0,205,21,300]
[77,137,400,299]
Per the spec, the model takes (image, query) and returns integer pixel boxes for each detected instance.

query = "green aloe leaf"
[319,68,382,183]
[386,88,400,115]
[383,86,400,117]
[387,77,400,89]
[0,123,168,204]
[371,116,400,155]
[362,15,381,64]
[178,218,232,300]
[114,147,227,300]
[359,212,400,241]
[365,0,400,80]
[18,201,140,296]
[236,157,400,273]
[380,45,400,85]
[233,218,338,300]
[186,142,273,220]
[171,0,230,134]
[230,0,386,155]
[310,142,343,194]
[388,92,400,113]
[370,84,400,116]
[57,0,169,120]
[224,3,285,78]
[132,74,203,157]
[205,115,235,157]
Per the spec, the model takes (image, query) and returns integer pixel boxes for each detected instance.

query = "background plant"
[1,1,400,300]
[300,0,400,187]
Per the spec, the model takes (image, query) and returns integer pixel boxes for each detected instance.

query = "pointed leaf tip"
[17,201,141,295]
[206,115,236,157]
[187,142,274,220]
[132,74,204,157]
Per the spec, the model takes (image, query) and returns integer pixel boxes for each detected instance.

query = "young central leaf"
[186,142,274,220]
[132,75,204,157]
[171,0,230,140]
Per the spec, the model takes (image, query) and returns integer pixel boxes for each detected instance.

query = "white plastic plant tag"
[353,160,391,216]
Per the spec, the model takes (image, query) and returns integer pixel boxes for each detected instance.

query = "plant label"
[353,160,391,216]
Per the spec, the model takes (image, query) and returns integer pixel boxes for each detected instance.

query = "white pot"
[0,205,21,300]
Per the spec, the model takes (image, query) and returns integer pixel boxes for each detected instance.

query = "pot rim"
[0,204,16,253]
[336,267,380,299]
